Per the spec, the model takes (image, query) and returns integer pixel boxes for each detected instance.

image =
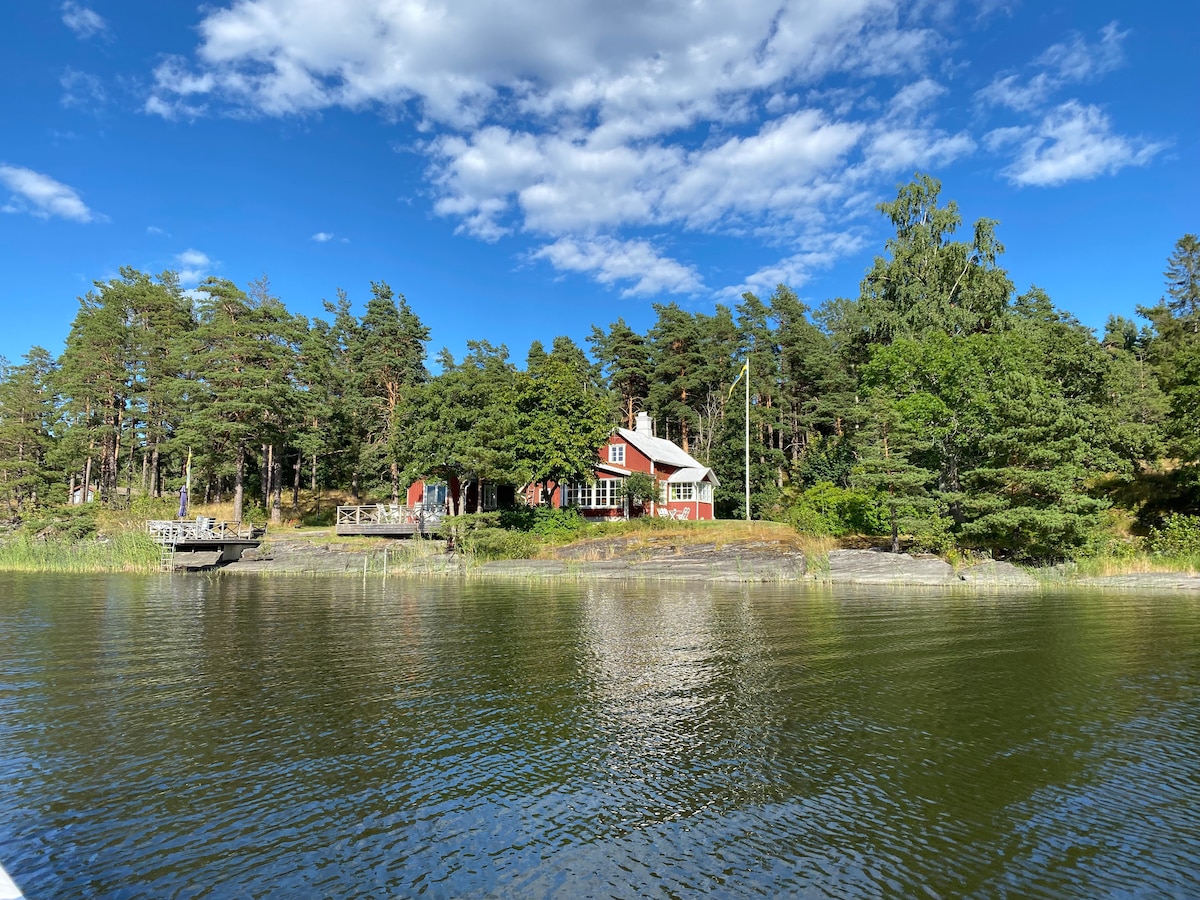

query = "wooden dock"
[147,518,265,570]
[336,504,445,537]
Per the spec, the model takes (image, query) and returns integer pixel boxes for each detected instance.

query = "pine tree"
[180,277,303,521]
[344,281,430,502]
[0,348,59,511]
[587,318,650,428]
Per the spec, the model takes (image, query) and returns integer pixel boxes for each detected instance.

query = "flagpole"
[744,357,750,521]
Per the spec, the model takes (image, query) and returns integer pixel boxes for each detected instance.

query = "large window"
[666,482,712,503]
[669,482,694,502]
[565,478,624,508]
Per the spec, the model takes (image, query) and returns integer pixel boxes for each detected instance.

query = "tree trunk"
[262,444,271,513]
[391,461,400,504]
[271,446,282,525]
[233,444,246,522]
[82,455,92,505]
[292,451,301,508]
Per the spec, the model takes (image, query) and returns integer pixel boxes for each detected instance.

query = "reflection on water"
[1,575,1198,898]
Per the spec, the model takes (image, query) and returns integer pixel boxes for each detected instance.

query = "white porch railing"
[335,504,445,527]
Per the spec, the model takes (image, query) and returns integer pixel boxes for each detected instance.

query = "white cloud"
[1000,101,1164,187]
[61,2,107,40]
[1037,21,1127,82]
[147,0,931,130]
[146,225,169,236]
[719,230,866,299]
[144,0,986,297]
[311,232,334,242]
[978,21,1128,112]
[532,238,704,297]
[174,248,213,285]
[0,165,97,222]
[60,68,107,110]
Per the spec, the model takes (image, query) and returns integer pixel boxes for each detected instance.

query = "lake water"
[1,575,1198,898]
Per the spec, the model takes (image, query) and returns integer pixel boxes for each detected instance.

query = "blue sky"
[1,0,1195,369]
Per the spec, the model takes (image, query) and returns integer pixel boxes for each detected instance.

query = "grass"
[0,531,162,573]
[534,518,838,563]
[1056,553,1200,579]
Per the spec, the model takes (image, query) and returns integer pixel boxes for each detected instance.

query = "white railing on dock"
[336,504,445,527]
[146,519,264,544]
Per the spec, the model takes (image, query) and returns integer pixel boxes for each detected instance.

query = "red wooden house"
[405,413,719,520]
[524,412,719,521]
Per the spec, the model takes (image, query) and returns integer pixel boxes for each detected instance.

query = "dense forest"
[1,175,1197,561]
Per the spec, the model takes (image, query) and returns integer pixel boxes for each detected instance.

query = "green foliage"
[620,472,659,508]
[784,481,886,536]
[514,336,612,503]
[498,505,587,538]
[403,341,518,512]
[0,530,160,573]
[456,527,539,561]
[1145,514,1200,556]
[4,197,1198,567]
[301,507,336,527]
[19,504,98,541]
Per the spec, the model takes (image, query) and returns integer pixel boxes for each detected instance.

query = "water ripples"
[1,577,1198,897]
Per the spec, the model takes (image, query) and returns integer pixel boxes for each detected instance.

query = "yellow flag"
[727,361,748,400]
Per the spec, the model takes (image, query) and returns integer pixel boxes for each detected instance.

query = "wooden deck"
[147,518,265,570]
[336,504,446,537]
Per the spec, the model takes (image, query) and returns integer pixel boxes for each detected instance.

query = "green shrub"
[1145,513,1200,556]
[20,505,98,541]
[783,482,886,536]
[498,505,587,538]
[302,507,336,527]
[458,527,538,561]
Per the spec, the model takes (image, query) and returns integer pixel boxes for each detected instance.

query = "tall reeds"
[0,532,161,573]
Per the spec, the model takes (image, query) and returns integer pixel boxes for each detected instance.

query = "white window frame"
[482,484,498,510]
[669,482,695,502]
[608,443,626,465]
[565,478,625,509]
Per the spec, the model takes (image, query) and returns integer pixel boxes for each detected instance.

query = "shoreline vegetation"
[2,180,1198,567]
[2,500,1197,587]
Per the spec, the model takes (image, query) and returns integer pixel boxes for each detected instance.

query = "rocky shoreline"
[218,534,1200,590]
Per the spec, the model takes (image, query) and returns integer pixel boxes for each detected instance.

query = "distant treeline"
[1,174,1197,561]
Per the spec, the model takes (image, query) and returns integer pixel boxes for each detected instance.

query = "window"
[565,478,624,508]
[423,482,448,509]
[669,482,695,502]
[608,443,626,465]
[482,484,498,510]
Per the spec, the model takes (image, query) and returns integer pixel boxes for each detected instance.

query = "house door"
[423,482,448,511]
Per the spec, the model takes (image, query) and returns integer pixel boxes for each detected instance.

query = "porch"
[335,504,447,537]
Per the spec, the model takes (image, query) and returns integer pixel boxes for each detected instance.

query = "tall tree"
[404,341,519,513]
[345,281,430,502]
[851,173,1013,361]
[588,318,650,429]
[515,336,612,505]
[180,277,303,521]
[57,276,136,502]
[0,348,59,511]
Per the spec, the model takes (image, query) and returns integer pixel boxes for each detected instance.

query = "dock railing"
[336,504,445,528]
[146,519,265,544]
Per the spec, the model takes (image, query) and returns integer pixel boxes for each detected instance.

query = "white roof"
[666,466,720,486]
[596,462,632,476]
[616,427,702,469]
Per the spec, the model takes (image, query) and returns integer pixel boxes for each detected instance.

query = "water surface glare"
[1,575,1199,897]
